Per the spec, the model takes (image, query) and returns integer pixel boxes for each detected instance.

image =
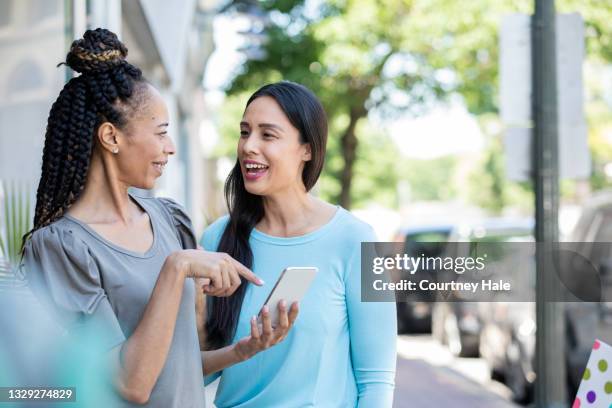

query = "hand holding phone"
[233,267,316,362]
[233,299,299,362]
[258,267,318,326]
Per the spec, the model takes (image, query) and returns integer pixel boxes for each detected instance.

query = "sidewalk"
[394,357,519,408]
[204,336,520,408]
[394,335,519,408]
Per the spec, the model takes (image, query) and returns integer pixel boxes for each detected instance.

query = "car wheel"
[480,328,505,381]
[396,305,410,334]
[505,338,532,404]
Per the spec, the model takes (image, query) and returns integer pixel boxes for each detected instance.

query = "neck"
[69,149,135,225]
[259,185,316,236]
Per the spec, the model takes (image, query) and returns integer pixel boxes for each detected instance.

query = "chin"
[243,182,267,196]
[145,180,157,190]
[132,179,156,190]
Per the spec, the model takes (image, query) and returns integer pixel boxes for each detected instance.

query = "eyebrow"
[240,121,283,131]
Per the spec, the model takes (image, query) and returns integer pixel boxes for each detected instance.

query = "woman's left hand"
[233,300,299,362]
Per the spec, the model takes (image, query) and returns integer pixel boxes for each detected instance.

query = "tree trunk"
[339,107,364,209]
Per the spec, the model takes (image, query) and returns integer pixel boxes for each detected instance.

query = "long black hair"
[22,28,147,248]
[205,81,328,349]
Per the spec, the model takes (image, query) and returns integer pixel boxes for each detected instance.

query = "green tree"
[402,156,457,201]
[225,0,517,208]
[469,137,506,213]
[350,119,401,208]
[222,0,612,209]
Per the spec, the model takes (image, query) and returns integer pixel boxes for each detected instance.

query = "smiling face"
[238,96,312,196]
[98,83,175,190]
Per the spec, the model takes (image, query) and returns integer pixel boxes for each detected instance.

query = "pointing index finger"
[231,258,264,286]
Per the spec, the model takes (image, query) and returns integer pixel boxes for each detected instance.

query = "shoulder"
[323,208,378,265]
[25,218,88,257]
[138,194,193,228]
[23,221,119,323]
[135,193,188,219]
[334,207,378,243]
[148,195,198,249]
[155,196,185,213]
[202,215,230,239]
[23,219,102,309]
[200,215,230,251]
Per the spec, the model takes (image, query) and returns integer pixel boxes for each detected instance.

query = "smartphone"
[258,267,318,327]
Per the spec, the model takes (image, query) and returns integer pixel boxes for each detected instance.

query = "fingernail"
[263,305,269,313]
[258,279,265,285]
[280,300,286,308]
[251,315,256,322]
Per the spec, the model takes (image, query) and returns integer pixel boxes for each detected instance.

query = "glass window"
[27,0,60,25]
[0,1,12,27]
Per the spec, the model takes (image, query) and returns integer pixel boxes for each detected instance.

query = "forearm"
[356,373,395,408]
[201,345,242,376]
[115,253,186,403]
[348,237,397,408]
[351,306,397,408]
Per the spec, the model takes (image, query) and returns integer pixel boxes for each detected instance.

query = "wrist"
[166,251,189,280]
[230,343,247,363]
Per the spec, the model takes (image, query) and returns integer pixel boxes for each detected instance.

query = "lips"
[243,160,269,181]
[152,161,167,174]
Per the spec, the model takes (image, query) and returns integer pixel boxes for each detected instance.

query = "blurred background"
[1,0,612,407]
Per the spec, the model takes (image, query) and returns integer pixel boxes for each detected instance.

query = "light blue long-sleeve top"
[200,207,396,408]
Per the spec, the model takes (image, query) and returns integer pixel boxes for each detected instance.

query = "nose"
[165,135,176,156]
[240,132,259,155]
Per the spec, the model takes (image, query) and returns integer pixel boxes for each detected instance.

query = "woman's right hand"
[169,250,264,297]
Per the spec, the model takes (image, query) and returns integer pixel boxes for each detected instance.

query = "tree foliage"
[221,0,612,209]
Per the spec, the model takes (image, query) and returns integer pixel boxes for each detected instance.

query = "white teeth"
[245,163,268,169]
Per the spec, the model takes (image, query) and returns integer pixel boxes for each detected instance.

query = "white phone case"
[259,267,318,326]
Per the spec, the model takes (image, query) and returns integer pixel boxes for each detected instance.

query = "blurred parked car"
[393,225,453,334]
[431,218,534,358]
[477,193,612,403]
[565,191,612,398]
[479,301,536,403]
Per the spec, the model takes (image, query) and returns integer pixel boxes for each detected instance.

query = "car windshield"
[404,231,451,259]
[468,229,533,263]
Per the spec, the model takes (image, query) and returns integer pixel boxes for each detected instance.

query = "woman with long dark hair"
[202,81,397,407]
[22,29,293,407]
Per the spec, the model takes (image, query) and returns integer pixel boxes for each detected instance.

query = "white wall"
[0,0,218,236]
[0,0,65,186]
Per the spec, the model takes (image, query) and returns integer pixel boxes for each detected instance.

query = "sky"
[386,103,485,159]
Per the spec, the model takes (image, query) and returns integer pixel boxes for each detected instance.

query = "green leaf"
[0,179,32,268]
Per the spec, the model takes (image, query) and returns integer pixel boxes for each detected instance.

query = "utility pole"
[532,0,567,406]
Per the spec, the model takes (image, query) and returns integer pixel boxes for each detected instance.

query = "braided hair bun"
[22,28,148,248]
[65,28,128,74]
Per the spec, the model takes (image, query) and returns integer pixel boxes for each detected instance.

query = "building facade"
[0,0,221,233]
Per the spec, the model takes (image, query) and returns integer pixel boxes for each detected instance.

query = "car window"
[404,231,450,259]
[594,211,612,242]
[468,230,533,263]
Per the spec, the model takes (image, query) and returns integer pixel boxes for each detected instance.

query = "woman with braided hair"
[22,28,296,407]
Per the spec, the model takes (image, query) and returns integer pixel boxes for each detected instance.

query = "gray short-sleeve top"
[23,194,205,408]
